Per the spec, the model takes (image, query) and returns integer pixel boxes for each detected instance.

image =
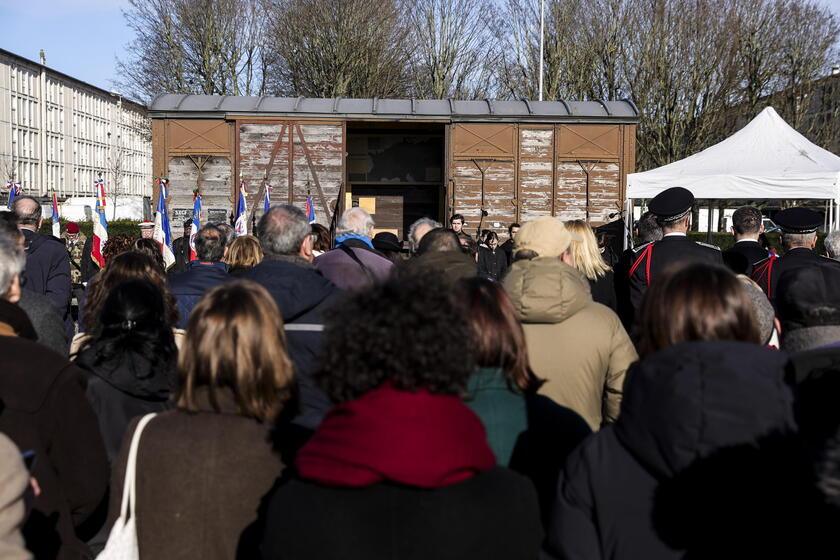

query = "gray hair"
[408,217,442,253]
[257,204,310,257]
[195,224,226,261]
[11,196,42,226]
[782,231,816,250]
[212,222,235,248]
[0,234,25,298]
[336,207,375,238]
[826,231,840,260]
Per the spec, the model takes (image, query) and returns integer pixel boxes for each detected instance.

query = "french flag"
[51,193,60,237]
[264,184,272,213]
[190,192,201,261]
[306,196,315,223]
[153,178,175,269]
[234,181,248,237]
[6,182,21,210]
[92,179,108,268]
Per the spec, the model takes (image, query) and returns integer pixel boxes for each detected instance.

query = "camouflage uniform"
[63,232,87,285]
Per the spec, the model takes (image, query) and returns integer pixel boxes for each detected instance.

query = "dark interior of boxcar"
[346,122,445,240]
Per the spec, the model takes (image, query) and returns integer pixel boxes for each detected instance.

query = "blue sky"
[2,0,840,101]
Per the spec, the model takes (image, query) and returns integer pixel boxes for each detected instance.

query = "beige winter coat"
[504,257,637,430]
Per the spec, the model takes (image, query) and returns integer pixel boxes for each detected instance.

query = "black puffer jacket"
[74,346,176,462]
[544,341,803,560]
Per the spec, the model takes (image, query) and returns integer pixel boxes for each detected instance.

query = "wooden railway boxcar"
[149,95,638,240]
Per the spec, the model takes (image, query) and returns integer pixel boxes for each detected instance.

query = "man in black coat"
[722,205,769,275]
[628,187,722,312]
[241,204,341,430]
[500,222,520,267]
[615,211,661,331]
[170,219,192,274]
[12,196,72,339]
[0,229,109,559]
[752,207,840,301]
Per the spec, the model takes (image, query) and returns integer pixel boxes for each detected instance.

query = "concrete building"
[0,48,151,220]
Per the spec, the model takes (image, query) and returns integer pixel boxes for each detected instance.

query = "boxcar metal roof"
[149,94,639,123]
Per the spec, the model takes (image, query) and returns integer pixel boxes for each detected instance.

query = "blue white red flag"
[190,192,202,261]
[306,196,315,223]
[152,178,175,269]
[5,182,21,210]
[264,184,272,213]
[234,181,248,237]
[51,193,60,237]
[92,179,108,268]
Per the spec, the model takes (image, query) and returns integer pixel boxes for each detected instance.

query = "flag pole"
[538,0,545,102]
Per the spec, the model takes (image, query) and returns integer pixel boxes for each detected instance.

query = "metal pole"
[538,0,545,101]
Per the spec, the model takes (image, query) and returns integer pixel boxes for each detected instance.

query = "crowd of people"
[2,187,840,559]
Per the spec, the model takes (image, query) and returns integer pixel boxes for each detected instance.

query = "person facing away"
[0,232,109,560]
[168,224,233,328]
[0,212,68,355]
[260,270,543,560]
[477,231,508,281]
[106,281,295,560]
[0,432,32,560]
[407,216,441,255]
[313,207,393,290]
[455,277,591,526]
[227,234,264,277]
[544,263,796,560]
[240,204,341,430]
[614,210,662,331]
[73,279,178,463]
[407,227,478,283]
[752,207,840,301]
[722,205,769,275]
[628,187,722,313]
[504,216,637,431]
[824,230,840,261]
[566,219,617,310]
[11,195,72,337]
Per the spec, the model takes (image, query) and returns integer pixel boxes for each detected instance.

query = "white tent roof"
[626,107,840,200]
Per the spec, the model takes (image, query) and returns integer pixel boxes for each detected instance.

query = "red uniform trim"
[629,244,655,286]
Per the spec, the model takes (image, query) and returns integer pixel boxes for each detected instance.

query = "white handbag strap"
[118,413,157,521]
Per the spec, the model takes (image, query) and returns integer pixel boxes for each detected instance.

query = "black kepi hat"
[648,187,694,221]
[773,207,821,234]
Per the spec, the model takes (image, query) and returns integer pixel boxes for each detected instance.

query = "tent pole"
[706,200,713,243]
[624,198,632,250]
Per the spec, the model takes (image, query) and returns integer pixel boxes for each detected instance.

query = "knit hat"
[514,216,581,258]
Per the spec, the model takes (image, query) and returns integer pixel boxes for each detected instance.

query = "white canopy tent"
[625,106,840,234]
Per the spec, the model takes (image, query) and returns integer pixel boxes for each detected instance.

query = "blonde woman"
[226,234,264,277]
[565,219,616,310]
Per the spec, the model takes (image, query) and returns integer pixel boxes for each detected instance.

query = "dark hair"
[314,269,474,403]
[132,238,165,273]
[485,231,499,243]
[177,281,294,421]
[462,237,479,259]
[183,218,193,230]
[455,277,543,392]
[639,263,761,357]
[84,252,179,333]
[0,212,20,238]
[418,227,460,254]
[195,224,225,261]
[311,223,331,253]
[733,206,763,235]
[508,222,521,235]
[102,233,136,263]
[637,211,663,243]
[213,222,235,247]
[85,279,177,375]
[480,229,492,242]
[450,213,465,223]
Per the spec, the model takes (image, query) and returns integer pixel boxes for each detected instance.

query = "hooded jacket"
[544,342,798,560]
[504,257,637,430]
[74,346,176,462]
[241,256,341,429]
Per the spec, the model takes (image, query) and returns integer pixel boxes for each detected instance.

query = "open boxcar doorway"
[346,122,446,241]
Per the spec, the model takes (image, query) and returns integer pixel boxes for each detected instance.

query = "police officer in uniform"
[752,207,840,301]
[629,187,723,311]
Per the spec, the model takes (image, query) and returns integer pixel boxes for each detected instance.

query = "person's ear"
[560,248,574,265]
[730,226,736,236]
[299,235,314,262]
[4,274,21,303]
[810,235,818,249]
[37,217,43,230]
[759,223,765,234]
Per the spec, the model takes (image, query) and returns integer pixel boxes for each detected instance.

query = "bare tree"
[264,0,412,98]
[404,0,498,99]
[118,0,268,102]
